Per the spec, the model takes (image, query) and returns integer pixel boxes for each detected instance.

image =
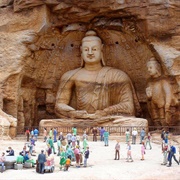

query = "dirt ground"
[0,135,180,180]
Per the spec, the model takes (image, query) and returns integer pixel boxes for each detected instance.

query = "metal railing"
[16,125,180,136]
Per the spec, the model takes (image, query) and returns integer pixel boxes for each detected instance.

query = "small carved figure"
[55,30,141,120]
[146,58,178,126]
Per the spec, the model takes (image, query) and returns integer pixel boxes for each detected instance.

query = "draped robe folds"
[55,66,141,117]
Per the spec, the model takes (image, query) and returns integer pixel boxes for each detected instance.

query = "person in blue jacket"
[33,128,39,141]
[167,144,179,167]
[53,128,57,143]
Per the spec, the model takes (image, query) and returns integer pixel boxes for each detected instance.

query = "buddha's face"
[147,63,157,77]
[81,39,102,65]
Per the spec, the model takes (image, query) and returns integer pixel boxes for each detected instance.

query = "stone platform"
[39,116,148,133]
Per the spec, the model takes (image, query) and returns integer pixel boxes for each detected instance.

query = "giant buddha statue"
[55,30,141,122]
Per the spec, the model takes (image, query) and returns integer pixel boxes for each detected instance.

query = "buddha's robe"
[55,66,141,117]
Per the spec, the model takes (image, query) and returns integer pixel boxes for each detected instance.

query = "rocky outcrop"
[0,109,17,139]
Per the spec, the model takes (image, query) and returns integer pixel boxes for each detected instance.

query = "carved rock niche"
[18,21,154,129]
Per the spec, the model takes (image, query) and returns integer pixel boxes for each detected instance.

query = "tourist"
[145,132,152,150]
[104,130,109,146]
[6,147,14,156]
[49,128,53,138]
[37,150,46,174]
[65,146,74,161]
[72,127,77,136]
[125,129,130,143]
[99,127,105,141]
[83,138,88,152]
[58,132,65,143]
[161,130,165,141]
[84,146,90,167]
[57,139,61,156]
[24,152,35,167]
[79,146,84,165]
[29,136,35,155]
[167,144,179,167]
[161,141,169,165]
[33,128,39,141]
[132,128,138,144]
[0,152,5,173]
[64,156,71,171]
[140,128,145,144]
[25,128,30,142]
[30,128,34,136]
[164,131,169,144]
[19,146,27,159]
[48,136,56,154]
[161,129,165,150]
[16,152,24,164]
[76,134,80,146]
[92,127,98,142]
[114,140,120,160]
[74,146,80,168]
[66,132,72,145]
[46,144,52,156]
[71,134,77,148]
[126,141,133,162]
[59,148,66,170]
[43,128,47,142]
[82,131,88,141]
[141,142,146,160]
[53,128,58,143]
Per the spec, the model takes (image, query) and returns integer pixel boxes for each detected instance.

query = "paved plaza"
[0,136,180,180]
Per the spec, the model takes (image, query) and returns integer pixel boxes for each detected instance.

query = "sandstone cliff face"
[0,0,179,134]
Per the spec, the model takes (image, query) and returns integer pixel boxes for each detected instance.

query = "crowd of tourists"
[0,127,179,174]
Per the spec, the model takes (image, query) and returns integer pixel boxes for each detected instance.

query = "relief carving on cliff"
[146,58,179,126]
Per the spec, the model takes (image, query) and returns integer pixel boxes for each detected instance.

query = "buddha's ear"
[101,52,106,66]
[101,44,104,50]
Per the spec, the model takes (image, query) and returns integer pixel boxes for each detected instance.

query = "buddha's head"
[147,58,162,78]
[80,30,105,67]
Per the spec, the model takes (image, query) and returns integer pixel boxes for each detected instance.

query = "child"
[141,142,145,160]
[114,140,120,160]
[84,147,90,167]
[126,141,133,162]
[64,156,71,171]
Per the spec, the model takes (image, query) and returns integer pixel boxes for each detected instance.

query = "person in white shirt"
[132,128,138,144]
